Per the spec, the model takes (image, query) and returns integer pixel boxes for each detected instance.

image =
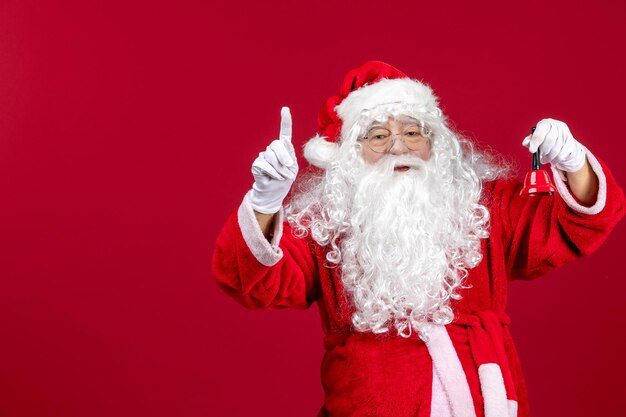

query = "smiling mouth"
[394,166,410,172]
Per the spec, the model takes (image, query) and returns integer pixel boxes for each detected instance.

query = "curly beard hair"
[286,111,511,339]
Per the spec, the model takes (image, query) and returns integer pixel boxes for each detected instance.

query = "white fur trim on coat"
[551,147,606,215]
[237,191,284,267]
[424,325,477,417]
[431,363,454,417]
[478,363,514,417]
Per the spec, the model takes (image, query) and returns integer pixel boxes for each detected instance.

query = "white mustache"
[371,155,429,173]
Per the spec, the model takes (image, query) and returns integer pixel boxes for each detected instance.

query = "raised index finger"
[279,106,292,142]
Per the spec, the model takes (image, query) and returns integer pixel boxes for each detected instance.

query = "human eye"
[404,127,421,137]
[368,129,390,141]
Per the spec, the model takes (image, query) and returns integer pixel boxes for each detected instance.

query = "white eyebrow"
[368,121,387,128]
[397,116,422,126]
[367,117,422,130]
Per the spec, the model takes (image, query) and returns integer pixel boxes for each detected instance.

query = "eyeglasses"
[360,123,432,153]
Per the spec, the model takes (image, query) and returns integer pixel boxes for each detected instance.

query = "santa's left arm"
[563,159,598,205]
[496,119,626,281]
[522,118,607,211]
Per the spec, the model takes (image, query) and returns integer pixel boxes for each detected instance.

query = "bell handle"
[530,127,541,170]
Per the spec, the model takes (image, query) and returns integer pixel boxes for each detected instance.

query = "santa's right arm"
[211,107,320,309]
[212,193,319,310]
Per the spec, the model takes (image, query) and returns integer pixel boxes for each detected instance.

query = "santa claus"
[212,61,625,417]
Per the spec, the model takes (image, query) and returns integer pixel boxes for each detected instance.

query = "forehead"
[368,115,421,128]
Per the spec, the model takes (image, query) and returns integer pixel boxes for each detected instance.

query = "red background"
[1,1,625,416]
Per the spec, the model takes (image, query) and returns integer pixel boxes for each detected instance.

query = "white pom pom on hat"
[303,134,342,170]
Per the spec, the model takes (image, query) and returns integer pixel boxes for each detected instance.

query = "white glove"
[522,118,586,172]
[250,107,298,214]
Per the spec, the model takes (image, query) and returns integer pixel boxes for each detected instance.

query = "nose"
[388,134,411,155]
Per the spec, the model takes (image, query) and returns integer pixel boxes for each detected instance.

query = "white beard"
[337,155,483,338]
[287,119,503,339]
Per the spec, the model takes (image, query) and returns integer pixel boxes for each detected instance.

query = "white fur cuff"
[237,191,284,267]
[551,147,607,215]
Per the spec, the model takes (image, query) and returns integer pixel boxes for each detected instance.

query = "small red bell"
[520,127,556,196]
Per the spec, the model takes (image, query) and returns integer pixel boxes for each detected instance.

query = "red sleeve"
[489,152,626,281]
[211,192,320,309]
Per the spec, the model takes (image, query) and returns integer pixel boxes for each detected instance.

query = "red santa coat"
[212,152,625,417]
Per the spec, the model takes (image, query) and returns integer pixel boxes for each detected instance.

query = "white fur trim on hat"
[304,78,440,170]
[336,77,440,141]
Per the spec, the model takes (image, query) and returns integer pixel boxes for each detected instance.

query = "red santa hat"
[304,61,442,169]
